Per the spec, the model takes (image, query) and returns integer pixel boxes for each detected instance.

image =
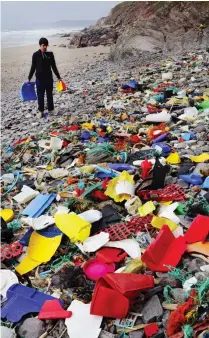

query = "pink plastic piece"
[83,258,115,281]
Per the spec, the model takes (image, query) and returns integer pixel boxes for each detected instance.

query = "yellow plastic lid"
[0,209,14,223]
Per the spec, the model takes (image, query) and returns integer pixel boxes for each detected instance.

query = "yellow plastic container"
[55,213,91,243]
[15,232,62,275]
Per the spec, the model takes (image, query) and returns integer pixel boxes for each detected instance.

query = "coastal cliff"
[68,1,209,58]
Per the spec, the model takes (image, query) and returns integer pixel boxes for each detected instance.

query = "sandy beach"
[1,38,110,94]
[1,37,114,145]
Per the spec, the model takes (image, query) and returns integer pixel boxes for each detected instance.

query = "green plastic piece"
[175,204,187,215]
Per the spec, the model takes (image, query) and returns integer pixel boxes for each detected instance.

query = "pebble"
[170,288,188,303]
[142,295,163,323]
[18,318,46,338]
[159,276,181,288]
[129,331,144,338]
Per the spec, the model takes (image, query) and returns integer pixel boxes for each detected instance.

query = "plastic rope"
[198,278,209,305]
[2,172,20,196]
[78,182,102,198]
[166,266,193,284]
[7,220,22,230]
[164,285,189,304]
[183,325,194,338]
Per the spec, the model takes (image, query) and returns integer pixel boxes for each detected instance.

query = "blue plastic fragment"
[127,80,140,89]
[202,177,209,189]
[37,225,63,238]
[1,283,63,323]
[5,147,14,153]
[152,142,171,153]
[19,228,33,246]
[96,166,119,177]
[20,82,37,102]
[181,132,195,141]
[179,174,203,186]
[78,181,85,190]
[122,80,140,90]
[21,194,56,218]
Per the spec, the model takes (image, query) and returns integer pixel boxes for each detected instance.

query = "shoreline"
[1,38,112,145]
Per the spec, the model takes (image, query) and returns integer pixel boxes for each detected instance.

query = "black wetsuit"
[28,50,61,112]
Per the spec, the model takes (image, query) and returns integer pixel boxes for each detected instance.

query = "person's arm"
[28,53,36,81]
[51,53,61,80]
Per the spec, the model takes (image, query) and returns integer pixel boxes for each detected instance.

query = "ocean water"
[1,27,83,48]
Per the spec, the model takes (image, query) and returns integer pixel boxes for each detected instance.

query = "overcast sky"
[1,1,119,30]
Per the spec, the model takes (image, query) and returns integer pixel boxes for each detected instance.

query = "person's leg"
[46,81,54,112]
[36,80,45,113]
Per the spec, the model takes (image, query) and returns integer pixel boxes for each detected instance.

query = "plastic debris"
[90,273,154,318]
[141,225,186,271]
[65,300,103,338]
[1,47,209,337]
[38,299,72,319]
[55,213,91,242]
[1,283,63,322]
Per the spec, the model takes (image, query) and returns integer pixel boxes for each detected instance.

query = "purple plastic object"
[153,133,168,143]
[108,163,135,172]
[98,137,109,143]
[1,283,63,323]
[19,228,33,246]
[95,172,114,179]
[80,131,90,140]
[83,258,115,281]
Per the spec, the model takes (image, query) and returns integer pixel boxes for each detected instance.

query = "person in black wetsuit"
[28,37,62,118]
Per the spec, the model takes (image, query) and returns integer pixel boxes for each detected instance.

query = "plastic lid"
[83,258,115,281]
